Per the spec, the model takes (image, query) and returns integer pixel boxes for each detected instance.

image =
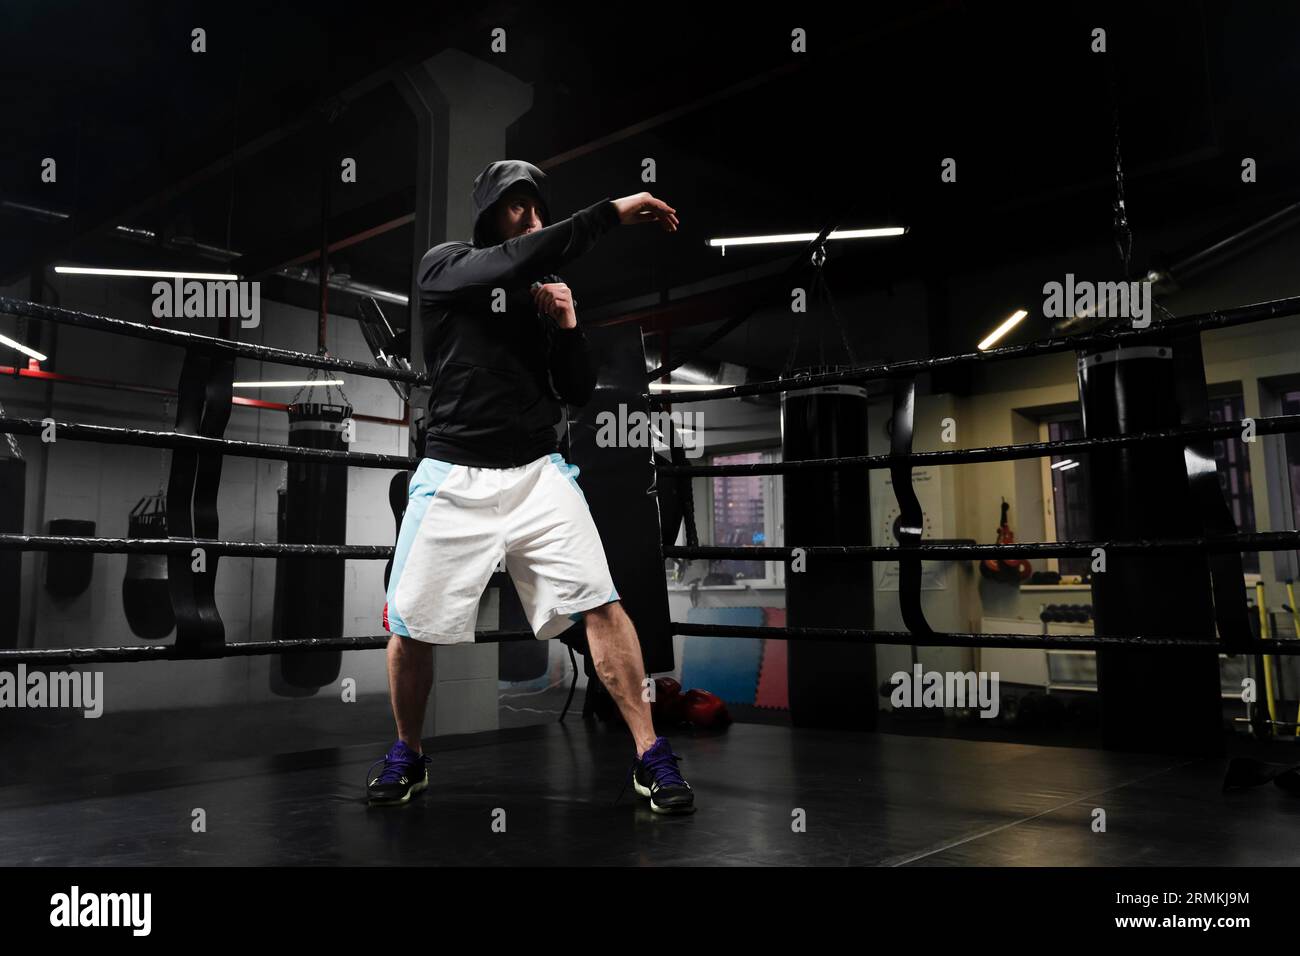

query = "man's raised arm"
[418,199,619,300]
[418,192,679,301]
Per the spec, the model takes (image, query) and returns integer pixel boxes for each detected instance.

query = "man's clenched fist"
[532,281,577,329]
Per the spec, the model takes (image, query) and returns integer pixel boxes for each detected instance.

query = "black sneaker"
[366,740,432,806]
[631,736,695,814]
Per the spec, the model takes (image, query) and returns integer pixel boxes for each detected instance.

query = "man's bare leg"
[583,601,658,757]
[387,634,434,752]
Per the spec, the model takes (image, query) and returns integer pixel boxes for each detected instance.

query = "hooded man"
[371,160,695,814]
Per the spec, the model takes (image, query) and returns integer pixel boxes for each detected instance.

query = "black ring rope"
[646,292,1300,406]
[0,296,429,386]
[3,623,1295,667]
[3,280,1297,666]
[670,622,1300,656]
[0,632,538,666]
[664,530,1300,561]
[0,416,415,469]
[0,534,392,557]
[6,530,1294,561]
[654,414,1300,477]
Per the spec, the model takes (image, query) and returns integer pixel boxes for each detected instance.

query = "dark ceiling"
[3,0,1299,363]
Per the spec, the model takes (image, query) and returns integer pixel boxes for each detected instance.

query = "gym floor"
[3,711,1297,867]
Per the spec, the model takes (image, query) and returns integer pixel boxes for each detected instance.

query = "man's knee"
[583,599,622,624]
[391,633,433,656]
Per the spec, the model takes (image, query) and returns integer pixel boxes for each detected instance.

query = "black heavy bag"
[276,403,349,689]
[782,373,876,730]
[654,449,683,548]
[565,324,674,674]
[45,518,95,599]
[383,470,409,591]
[121,493,174,639]
[0,455,25,649]
[1077,342,1222,755]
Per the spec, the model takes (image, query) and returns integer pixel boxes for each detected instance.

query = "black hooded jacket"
[416,159,621,466]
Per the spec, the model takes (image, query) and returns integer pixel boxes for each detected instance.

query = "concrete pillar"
[398,49,536,737]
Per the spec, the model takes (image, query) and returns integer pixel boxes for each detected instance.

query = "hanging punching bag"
[45,518,96,599]
[1077,342,1222,756]
[782,372,876,730]
[654,449,683,549]
[566,324,674,674]
[383,470,408,591]
[121,493,174,640]
[277,403,349,689]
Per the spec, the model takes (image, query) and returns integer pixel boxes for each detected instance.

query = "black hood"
[471,160,552,248]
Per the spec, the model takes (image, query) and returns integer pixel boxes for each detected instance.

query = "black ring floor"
[2,720,1296,866]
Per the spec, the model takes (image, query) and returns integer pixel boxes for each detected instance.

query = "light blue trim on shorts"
[568,588,621,623]
[547,452,587,503]
[385,458,456,637]
[549,454,621,621]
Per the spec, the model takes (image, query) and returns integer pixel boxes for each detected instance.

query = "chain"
[289,353,352,412]
[288,364,319,409]
[326,372,353,411]
[816,253,860,366]
[1112,76,1177,325]
[1111,84,1133,276]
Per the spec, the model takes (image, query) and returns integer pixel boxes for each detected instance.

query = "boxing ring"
[2,278,1300,866]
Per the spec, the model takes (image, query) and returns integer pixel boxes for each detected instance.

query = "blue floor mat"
[680,607,766,704]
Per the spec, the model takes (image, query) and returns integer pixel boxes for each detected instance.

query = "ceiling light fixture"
[54,266,239,280]
[2,200,70,221]
[647,383,732,392]
[977,309,1028,351]
[707,226,907,255]
[0,333,48,363]
[231,380,346,389]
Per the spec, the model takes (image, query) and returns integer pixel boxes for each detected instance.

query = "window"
[706,450,780,586]
[1046,419,1091,577]
[1043,398,1256,574]
[663,447,784,589]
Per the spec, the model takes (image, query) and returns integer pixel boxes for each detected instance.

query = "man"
[369,159,694,814]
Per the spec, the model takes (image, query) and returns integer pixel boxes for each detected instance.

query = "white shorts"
[383,453,619,644]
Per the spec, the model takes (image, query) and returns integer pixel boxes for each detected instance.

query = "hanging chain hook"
[1110,78,1133,276]
[810,241,827,270]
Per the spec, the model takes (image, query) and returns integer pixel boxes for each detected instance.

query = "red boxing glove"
[678,689,731,730]
[650,677,684,723]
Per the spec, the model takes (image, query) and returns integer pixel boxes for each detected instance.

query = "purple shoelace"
[640,741,686,788]
[367,744,429,786]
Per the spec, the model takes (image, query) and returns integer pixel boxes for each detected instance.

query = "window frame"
[1037,412,1086,577]
[667,443,785,591]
